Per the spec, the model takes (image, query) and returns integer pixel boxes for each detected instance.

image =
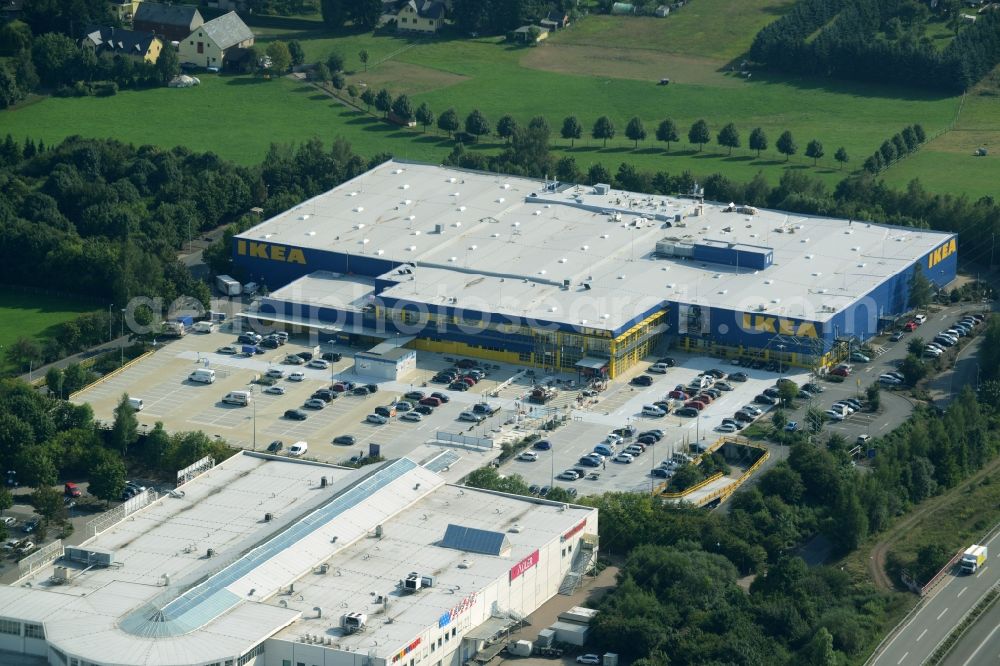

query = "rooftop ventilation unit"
[594,183,610,195]
[341,612,368,634]
[64,546,116,567]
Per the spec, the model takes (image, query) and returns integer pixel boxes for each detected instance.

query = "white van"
[288,441,308,457]
[189,368,216,384]
[192,321,215,333]
[223,390,251,406]
[642,404,666,417]
[127,397,144,411]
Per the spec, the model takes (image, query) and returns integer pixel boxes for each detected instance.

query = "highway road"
[871,529,1000,666]
[940,595,1000,666]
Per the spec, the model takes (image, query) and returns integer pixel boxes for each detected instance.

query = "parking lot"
[71,324,809,494]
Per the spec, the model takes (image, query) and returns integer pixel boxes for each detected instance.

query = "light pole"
[109,303,113,342]
[248,382,257,451]
[776,344,785,375]
[550,443,554,490]
[120,308,125,367]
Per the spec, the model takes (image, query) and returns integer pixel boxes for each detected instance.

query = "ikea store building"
[233,160,957,378]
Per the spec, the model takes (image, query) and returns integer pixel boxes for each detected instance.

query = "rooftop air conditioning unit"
[403,573,422,592]
[341,612,368,634]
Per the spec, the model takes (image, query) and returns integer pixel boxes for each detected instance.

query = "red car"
[64,482,81,498]
[695,393,714,404]
[420,396,443,407]
[903,321,918,332]
[830,366,851,377]
[684,400,707,411]
[668,390,688,400]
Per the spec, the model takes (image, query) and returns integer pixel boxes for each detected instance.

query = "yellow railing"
[657,437,771,506]
[659,472,724,499]
[67,350,155,400]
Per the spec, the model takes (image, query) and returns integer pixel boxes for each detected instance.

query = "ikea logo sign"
[927,238,956,269]
[742,314,818,338]
[236,240,306,265]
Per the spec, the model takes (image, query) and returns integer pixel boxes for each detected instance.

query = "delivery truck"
[215,274,241,296]
[960,544,987,574]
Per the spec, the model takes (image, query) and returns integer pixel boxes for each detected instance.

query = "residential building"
[82,26,163,63]
[107,0,141,22]
[379,0,448,33]
[133,2,203,42]
[177,11,254,69]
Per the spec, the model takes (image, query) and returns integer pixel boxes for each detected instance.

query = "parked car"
[784,421,799,432]
[284,409,307,420]
[401,411,423,422]
[850,351,871,363]
[914,314,927,324]
[413,405,434,415]
[655,357,676,367]
[890,331,905,342]
[518,451,539,462]
[264,386,287,395]
[367,414,389,425]
[754,394,779,405]
[729,372,748,382]
[303,399,326,410]
[648,363,671,374]
[217,345,239,354]
[613,453,634,464]
[289,371,305,382]
[312,389,335,402]
[284,354,306,365]
[395,401,413,412]
[824,409,845,421]
[307,359,330,369]
[431,391,450,403]
[716,423,738,433]
[533,439,552,450]
[458,411,485,422]
[904,321,918,331]
[352,387,370,396]
[21,518,39,534]
[266,368,285,379]
[631,375,654,387]
[405,391,426,401]
[333,435,357,446]
[321,351,342,362]
[267,441,284,453]
[675,407,699,417]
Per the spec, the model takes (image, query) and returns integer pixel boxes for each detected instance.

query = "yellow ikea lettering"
[234,241,307,265]
[742,314,817,338]
[928,238,956,269]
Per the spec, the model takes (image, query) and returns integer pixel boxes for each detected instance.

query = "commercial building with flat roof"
[234,160,957,376]
[0,453,598,666]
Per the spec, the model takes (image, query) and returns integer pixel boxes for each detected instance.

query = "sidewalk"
[17,335,131,386]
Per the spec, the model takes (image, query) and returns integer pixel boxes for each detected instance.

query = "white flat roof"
[1,453,594,665]
[238,160,953,326]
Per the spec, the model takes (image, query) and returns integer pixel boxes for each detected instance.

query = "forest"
[749,0,1000,91]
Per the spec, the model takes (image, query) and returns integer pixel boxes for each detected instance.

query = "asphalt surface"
[870,529,1000,666]
[940,596,1000,666]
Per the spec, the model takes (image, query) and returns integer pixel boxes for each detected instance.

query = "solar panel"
[424,451,460,473]
[441,524,509,556]
[122,458,418,637]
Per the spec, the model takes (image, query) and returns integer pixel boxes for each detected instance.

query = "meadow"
[2,0,993,197]
[0,289,99,372]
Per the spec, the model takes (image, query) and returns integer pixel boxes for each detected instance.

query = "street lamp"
[120,308,125,367]
[549,442,554,490]
[247,382,257,451]
[776,344,785,375]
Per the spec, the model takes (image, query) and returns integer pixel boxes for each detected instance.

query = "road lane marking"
[937,608,950,620]
[977,565,989,578]
[960,622,1000,666]
[917,629,928,641]
[957,586,968,598]
[898,651,909,664]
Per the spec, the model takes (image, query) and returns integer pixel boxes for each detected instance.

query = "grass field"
[0,290,99,373]
[2,1,989,196]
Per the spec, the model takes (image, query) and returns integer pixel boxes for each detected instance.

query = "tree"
[528,116,549,134]
[391,93,414,122]
[30,32,77,87]
[561,115,582,147]
[900,354,928,386]
[805,139,824,165]
[587,163,611,185]
[834,146,849,169]
[465,109,491,140]
[32,485,65,526]
[716,122,740,155]
[265,41,292,74]
[88,456,126,506]
[496,114,517,143]
[866,383,881,411]
[625,116,647,148]
[360,87,375,111]
[438,107,459,137]
[415,102,434,132]
[0,64,23,109]
[771,408,788,432]
[907,336,926,356]
[805,407,827,434]
[374,88,392,118]
[154,42,180,84]
[288,40,305,67]
[556,156,580,182]
[592,116,615,147]
[111,393,138,455]
[314,62,331,83]
[748,127,768,157]
[777,379,798,407]
[655,119,679,151]
[359,49,369,72]
[321,0,347,27]
[350,0,383,29]
[908,263,933,309]
[801,627,838,666]
[45,367,64,398]
[327,52,345,72]
[901,126,918,152]
[880,140,897,165]
[0,487,11,516]
[776,130,797,161]
[688,119,710,151]
[0,20,32,56]
[6,336,41,373]
[914,123,926,143]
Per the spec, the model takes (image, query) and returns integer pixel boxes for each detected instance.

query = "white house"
[177,10,253,69]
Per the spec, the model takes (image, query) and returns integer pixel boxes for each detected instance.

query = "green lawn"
[0,289,99,373]
[0,9,980,195]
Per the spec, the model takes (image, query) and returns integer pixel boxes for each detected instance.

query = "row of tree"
[320,0,387,29]
[862,123,928,173]
[750,0,1000,91]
